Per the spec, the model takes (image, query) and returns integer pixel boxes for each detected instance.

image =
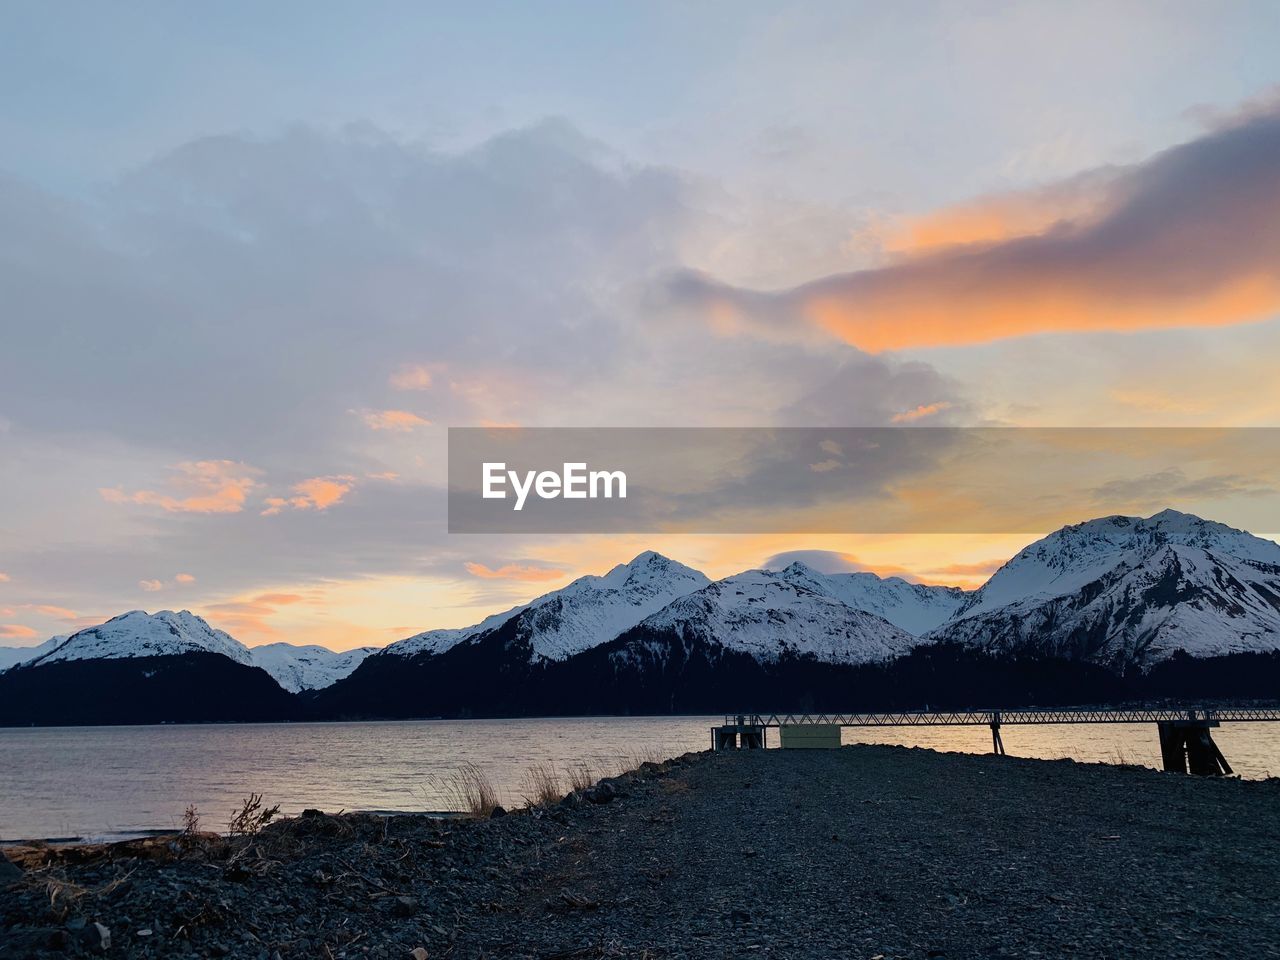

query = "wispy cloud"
[0,624,38,639]
[464,561,566,582]
[357,409,431,432]
[20,604,79,621]
[101,461,260,514]
[204,592,308,638]
[808,459,841,473]
[139,579,164,592]
[891,401,952,423]
[174,573,196,584]
[261,475,357,515]
[389,364,435,391]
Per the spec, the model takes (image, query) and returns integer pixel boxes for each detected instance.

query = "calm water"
[2,717,1278,841]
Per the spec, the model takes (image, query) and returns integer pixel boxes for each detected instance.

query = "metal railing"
[725,707,1280,727]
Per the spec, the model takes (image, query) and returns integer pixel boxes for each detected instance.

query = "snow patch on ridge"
[0,636,68,672]
[934,510,1280,667]
[771,562,967,635]
[249,643,379,692]
[638,568,919,665]
[383,551,711,662]
[30,610,254,666]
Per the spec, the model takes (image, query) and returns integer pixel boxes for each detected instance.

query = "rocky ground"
[3,745,1279,959]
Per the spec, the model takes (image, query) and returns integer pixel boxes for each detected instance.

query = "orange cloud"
[891,401,952,423]
[675,104,1280,352]
[0,624,38,639]
[254,593,306,606]
[139,579,164,592]
[390,364,435,390]
[885,172,1116,254]
[365,471,400,481]
[22,604,79,621]
[101,460,260,514]
[262,476,356,515]
[292,476,354,509]
[174,573,196,584]
[358,409,430,432]
[204,592,308,638]
[0,572,9,582]
[464,562,566,582]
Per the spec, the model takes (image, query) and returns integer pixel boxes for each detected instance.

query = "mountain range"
[2,510,1279,724]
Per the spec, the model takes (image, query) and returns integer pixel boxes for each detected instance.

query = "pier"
[712,707,1280,775]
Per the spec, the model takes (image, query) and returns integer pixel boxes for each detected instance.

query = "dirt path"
[460,747,1280,958]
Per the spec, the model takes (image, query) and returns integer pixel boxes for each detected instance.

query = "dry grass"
[227,793,281,837]
[34,869,136,921]
[1106,747,1148,771]
[520,763,564,808]
[436,763,502,818]
[565,761,598,793]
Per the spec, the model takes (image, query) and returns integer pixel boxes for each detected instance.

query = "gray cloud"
[0,120,971,635]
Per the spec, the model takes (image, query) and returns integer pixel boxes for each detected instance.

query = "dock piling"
[1157,716,1232,776]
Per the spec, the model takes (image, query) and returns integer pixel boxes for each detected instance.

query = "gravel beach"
[3,745,1278,959]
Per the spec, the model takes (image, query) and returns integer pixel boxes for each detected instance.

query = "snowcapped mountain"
[0,635,67,672]
[313,552,712,717]
[620,568,918,667]
[769,562,967,635]
[29,610,254,666]
[499,551,712,662]
[0,610,297,725]
[933,510,1280,668]
[249,643,379,693]
[382,604,528,658]
[382,550,711,662]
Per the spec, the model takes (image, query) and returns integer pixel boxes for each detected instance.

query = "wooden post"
[713,726,738,751]
[990,711,1005,755]
[1157,722,1187,773]
[1157,720,1230,775]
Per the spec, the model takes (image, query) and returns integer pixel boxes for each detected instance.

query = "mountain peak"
[32,609,253,667]
[599,551,703,588]
[768,562,967,635]
[780,560,818,575]
[386,551,712,662]
[637,569,918,665]
[952,509,1280,645]
[625,550,676,569]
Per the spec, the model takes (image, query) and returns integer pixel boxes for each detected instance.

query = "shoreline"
[5,711,1280,844]
[4,744,1280,959]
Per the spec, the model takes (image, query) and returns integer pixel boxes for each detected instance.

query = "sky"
[3,1,1280,649]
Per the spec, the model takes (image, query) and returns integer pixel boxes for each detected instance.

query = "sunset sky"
[3,2,1280,649]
